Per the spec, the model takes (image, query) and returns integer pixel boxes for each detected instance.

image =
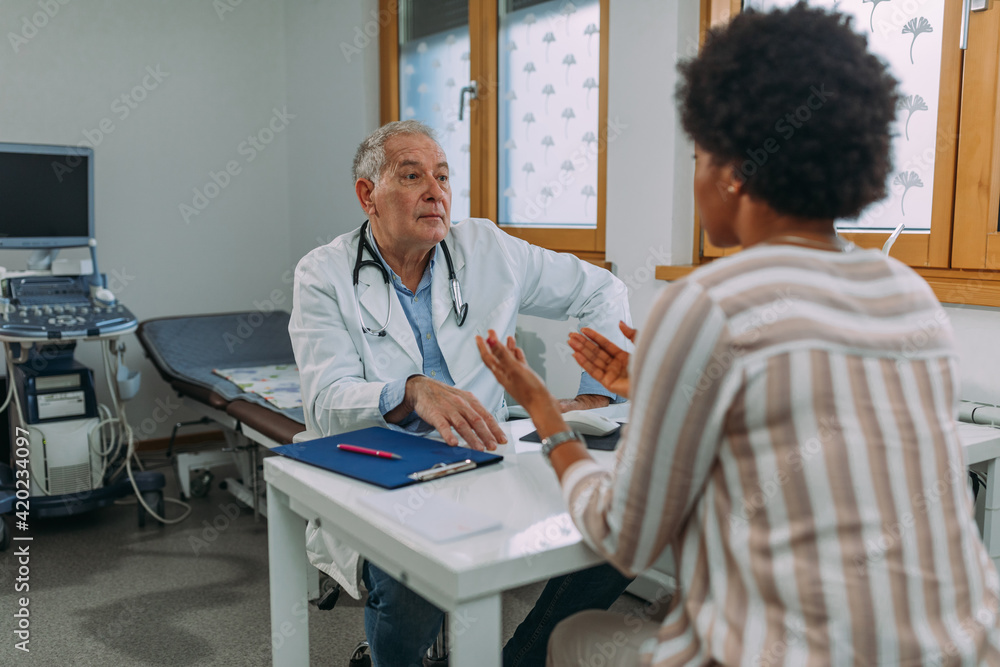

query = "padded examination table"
[136,311,304,445]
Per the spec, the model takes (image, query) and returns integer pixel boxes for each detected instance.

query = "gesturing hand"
[403,376,507,451]
[567,321,636,399]
[476,330,557,416]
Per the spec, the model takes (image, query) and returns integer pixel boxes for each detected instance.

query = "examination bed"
[136,311,306,512]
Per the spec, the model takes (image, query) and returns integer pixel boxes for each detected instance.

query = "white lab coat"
[288,217,631,597]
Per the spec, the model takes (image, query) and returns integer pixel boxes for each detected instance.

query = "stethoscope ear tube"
[355,221,392,337]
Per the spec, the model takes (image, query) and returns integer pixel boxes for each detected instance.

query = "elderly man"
[289,120,632,667]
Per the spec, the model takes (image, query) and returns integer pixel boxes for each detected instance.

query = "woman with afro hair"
[478,4,1000,665]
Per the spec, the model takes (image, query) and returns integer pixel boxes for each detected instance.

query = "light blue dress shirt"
[369,240,617,431]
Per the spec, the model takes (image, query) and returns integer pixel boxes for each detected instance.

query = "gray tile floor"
[0,452,651,666]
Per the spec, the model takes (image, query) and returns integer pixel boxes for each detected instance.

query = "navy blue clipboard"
[271,427,504,489]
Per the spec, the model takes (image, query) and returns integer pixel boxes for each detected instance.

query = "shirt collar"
[366,226,437,291]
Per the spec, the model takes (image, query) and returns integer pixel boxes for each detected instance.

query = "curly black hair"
[676,3,899,220]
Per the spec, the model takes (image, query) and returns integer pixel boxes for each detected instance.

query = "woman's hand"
[567,321,637,399]
[476,330,558,416]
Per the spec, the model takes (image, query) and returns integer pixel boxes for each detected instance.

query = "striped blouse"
[562,244,1000,666]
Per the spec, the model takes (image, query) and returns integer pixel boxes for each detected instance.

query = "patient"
[479,5,1000,665]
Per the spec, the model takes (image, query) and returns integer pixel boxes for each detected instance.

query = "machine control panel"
[0,275,136,339]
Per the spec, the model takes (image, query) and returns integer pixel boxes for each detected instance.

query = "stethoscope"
[353,220,469,337]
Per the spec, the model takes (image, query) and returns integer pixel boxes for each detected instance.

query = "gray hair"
[352,120,441,185]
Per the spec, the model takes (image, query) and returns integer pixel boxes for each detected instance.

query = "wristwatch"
[540,429,585,460]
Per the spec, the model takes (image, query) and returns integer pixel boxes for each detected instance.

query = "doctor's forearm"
[558,394,611,412]
[383,375,423,424]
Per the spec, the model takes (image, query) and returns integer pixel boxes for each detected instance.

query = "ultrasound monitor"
[0,142,94,249]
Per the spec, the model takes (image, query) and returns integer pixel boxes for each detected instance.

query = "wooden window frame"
[660,0,1000,307]
[378,0,610,260]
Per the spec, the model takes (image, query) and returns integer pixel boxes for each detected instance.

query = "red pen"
[337,444,401,460]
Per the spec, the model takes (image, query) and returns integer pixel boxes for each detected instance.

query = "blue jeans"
[362,560,632,667]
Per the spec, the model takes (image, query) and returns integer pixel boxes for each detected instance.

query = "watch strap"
[540,429,585,459]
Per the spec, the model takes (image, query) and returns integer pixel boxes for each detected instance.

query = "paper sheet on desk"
[361,489,502,543]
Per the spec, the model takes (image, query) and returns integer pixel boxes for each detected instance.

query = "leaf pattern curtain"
[498,0,601,227]
[745,0,946,231]
[398,5,471,222]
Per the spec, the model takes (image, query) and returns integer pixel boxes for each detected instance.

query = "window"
[664,0,1000,306]
[380,0,610,260]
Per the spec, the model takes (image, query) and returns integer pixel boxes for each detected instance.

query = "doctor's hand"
[568,322,637,399]
[400,376,507,451]
[476,330,560,422]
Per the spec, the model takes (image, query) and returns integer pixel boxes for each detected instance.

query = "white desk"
[265,416,1000,666]
[958,422,1000,572]
[265,418,614,667]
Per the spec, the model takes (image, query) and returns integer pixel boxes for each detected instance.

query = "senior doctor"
[289,120,633,667]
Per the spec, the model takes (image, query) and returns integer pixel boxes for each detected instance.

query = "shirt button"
[414,297,419,302]
[430,371,436,377]
[426,333,431,340]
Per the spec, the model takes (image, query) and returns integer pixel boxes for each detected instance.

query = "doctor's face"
[363,133,452,254]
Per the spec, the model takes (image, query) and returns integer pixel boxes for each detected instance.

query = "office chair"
[348,615,449,666]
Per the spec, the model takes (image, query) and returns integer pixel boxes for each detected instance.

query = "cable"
[102,341,191,525]
[5,345,54,496]
[0,345,17,414]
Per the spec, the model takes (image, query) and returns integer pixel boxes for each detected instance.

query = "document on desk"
[271,427,504,489]
[361,488,502,543]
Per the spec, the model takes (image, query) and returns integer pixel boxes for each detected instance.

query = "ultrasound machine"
[0,142,165,550]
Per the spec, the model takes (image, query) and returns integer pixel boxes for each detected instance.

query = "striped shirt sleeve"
[562,278,734,575]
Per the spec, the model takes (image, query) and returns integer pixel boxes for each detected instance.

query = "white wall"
[942,305,1000,402]
[516,0,699,397]
[0,0,378,438]
[284,0,380,266]
[11,0,992,435]
[520,1,1000,410]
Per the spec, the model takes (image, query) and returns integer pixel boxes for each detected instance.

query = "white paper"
[360,488,502,543]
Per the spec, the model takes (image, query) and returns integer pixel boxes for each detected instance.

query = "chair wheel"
[349,641,371,666]
[190,469,213,498]
[315,577,341,610]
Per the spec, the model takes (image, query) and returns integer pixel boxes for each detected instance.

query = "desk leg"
[267,484,310,667]
[449,594,502,667]
[984,459,1000,574]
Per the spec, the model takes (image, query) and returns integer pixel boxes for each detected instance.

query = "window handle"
[883,222,905,256]
[458,81,478,121]
[962,0,992,50]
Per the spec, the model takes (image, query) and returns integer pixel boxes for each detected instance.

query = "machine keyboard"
[1,302,136,339]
